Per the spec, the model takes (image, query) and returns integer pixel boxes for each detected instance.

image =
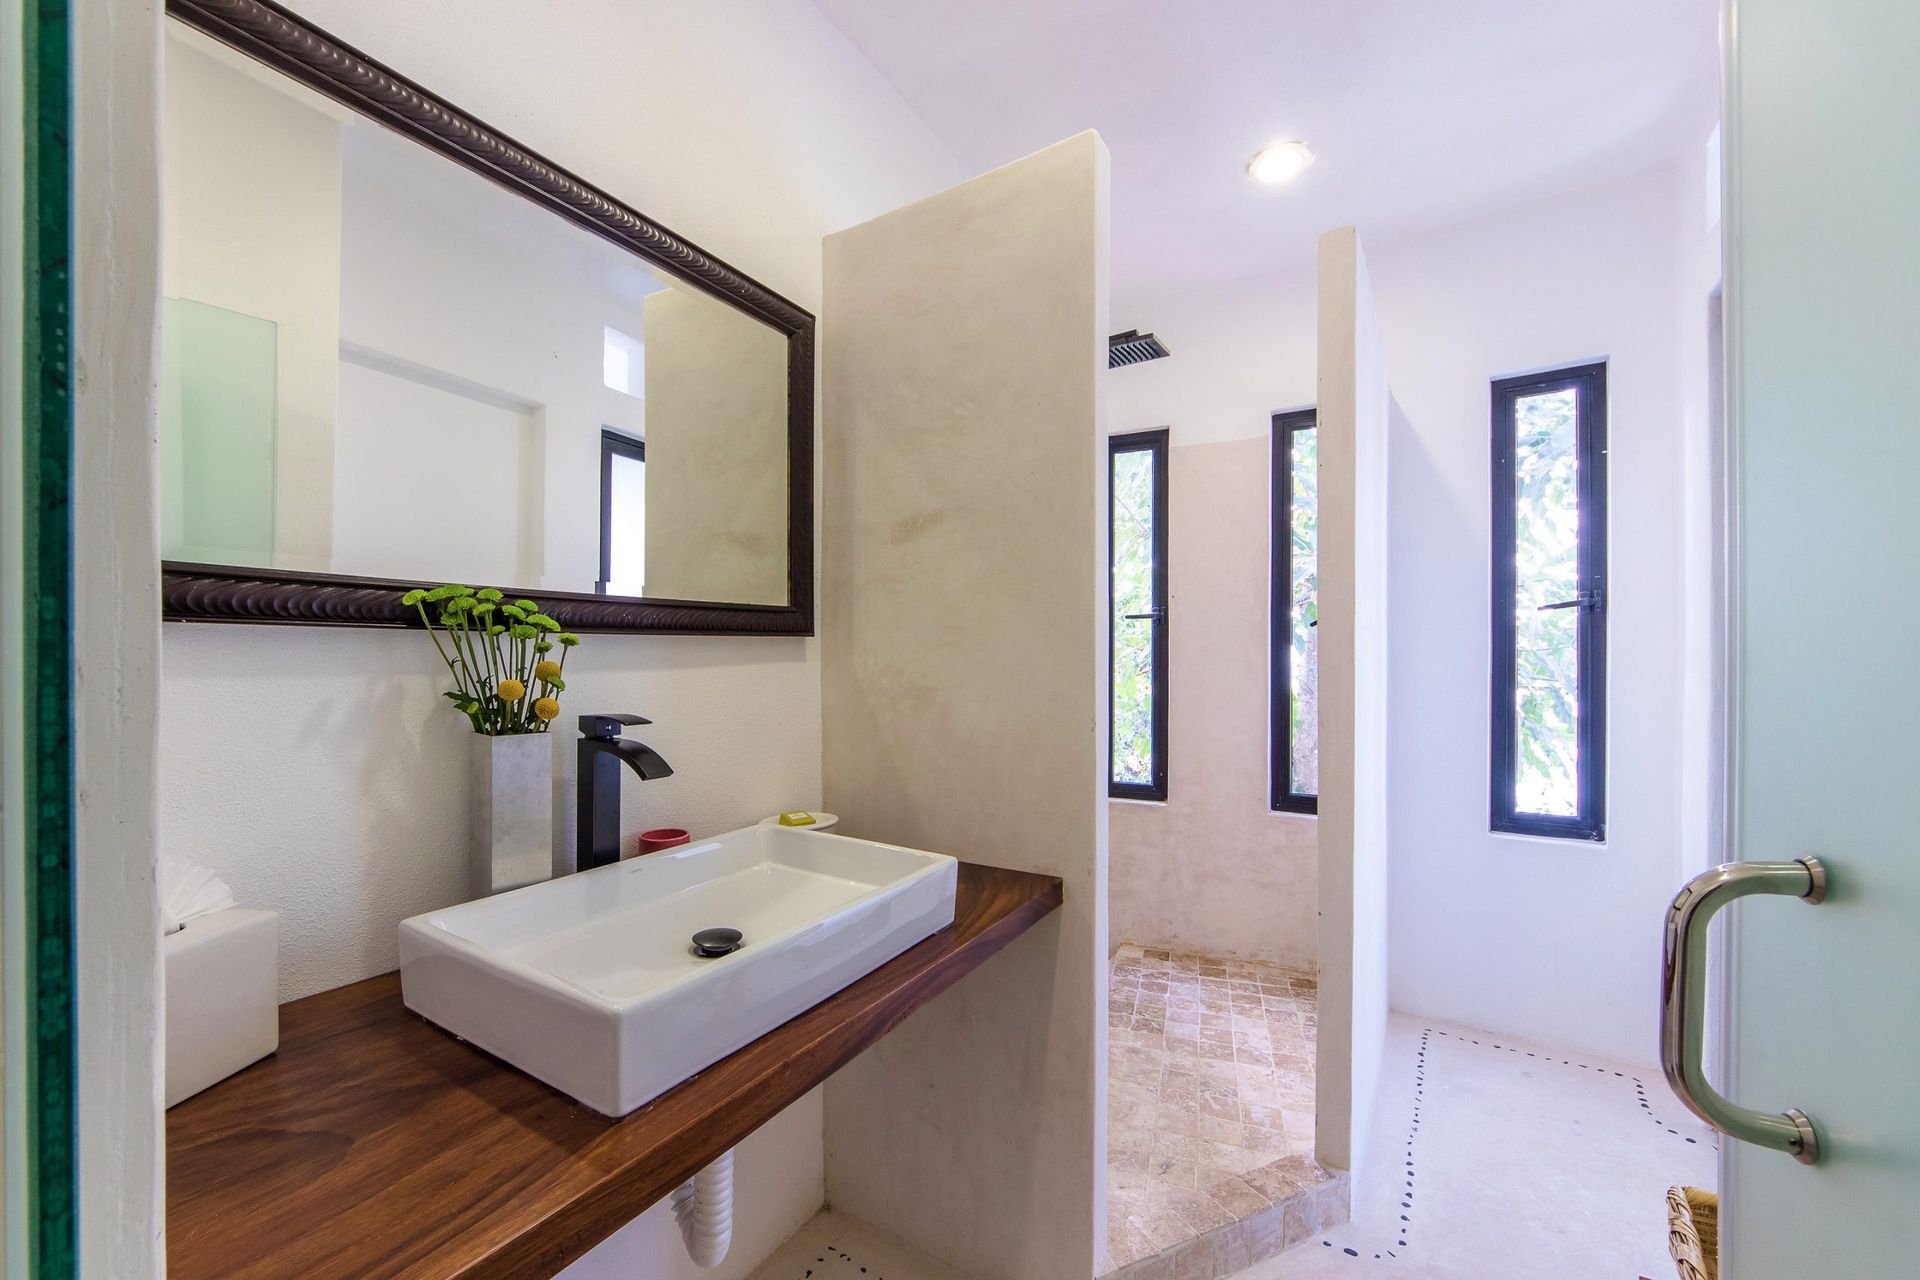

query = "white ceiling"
[813,0,1718,304]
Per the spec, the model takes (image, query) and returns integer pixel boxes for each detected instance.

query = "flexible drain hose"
[670,1149,734,1268]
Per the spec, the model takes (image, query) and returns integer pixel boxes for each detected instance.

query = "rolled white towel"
[161,854,237,935]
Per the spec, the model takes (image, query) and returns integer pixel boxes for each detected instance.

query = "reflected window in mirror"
[600,431,646,596]
[603,325,643,399]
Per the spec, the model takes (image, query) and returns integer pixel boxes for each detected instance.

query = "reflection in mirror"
[160,21,791,607]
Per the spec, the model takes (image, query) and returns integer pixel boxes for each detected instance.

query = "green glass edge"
[21,0,76,1273]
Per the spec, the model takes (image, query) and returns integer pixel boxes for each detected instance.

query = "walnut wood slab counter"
[167,861,1062,1280]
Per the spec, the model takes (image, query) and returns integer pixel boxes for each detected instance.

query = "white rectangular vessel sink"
[398,824,957,1116]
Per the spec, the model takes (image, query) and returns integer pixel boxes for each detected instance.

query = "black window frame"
[597,428,646,595]
[1271,408,1319,814]
[1489,361,1608,841]
[1109,428,1170,802]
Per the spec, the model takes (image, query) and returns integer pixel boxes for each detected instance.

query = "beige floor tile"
[1105,944,1334,1280]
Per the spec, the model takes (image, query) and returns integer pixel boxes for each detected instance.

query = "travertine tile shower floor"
[1104,945,1345,1279]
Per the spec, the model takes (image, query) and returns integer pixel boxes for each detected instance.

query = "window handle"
[1121,606,1167,621]
[1537,589,1602,613]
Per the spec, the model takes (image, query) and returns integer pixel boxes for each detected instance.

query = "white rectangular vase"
[470,732,554,898]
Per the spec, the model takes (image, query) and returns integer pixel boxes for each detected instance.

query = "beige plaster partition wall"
[642,284,790,605]
[1109,436,1318,965]
[820,131,1110,1279]
[1313,227,1390,1180]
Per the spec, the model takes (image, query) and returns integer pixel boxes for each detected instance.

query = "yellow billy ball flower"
[497,678,526,701]
[532,697,561,722]
[534,660,563,683]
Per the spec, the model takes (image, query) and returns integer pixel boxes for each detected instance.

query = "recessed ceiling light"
[1247,140,1314,185]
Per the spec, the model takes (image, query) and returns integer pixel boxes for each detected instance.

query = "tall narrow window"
[1491,362,1607,840]
[599,429,646,596]
[1111,429,1169,800]
[1272,409,1319,813]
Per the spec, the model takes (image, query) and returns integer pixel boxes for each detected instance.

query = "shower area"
[1104,945,1340,1275]
[1102,386,1346,1278]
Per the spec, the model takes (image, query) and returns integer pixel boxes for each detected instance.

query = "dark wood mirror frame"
[162,0,814,635]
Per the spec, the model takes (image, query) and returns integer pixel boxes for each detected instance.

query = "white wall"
[1674,114,1728,879]
[332,125,654,594]
[1376,166,1696,1067]
[158,1,966,1274]
[1110,160,1708,1068]
[555,1088,825,1280]
[164,29,342,569]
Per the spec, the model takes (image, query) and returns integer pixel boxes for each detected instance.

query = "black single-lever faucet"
[577,713,674,870]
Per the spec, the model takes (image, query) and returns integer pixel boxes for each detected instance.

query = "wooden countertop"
[167,861,1062,1280]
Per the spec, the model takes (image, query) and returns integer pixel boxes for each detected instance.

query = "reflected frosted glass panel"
[1288,427,1319,795]
[161,297,277,564]
[1111,447,1156,787]
[1511,388,1580,817]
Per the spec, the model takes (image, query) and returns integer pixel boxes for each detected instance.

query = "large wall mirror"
[160,0,813,633]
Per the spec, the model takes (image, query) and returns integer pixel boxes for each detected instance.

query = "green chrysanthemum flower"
[401,588,427,607]
[514,599,539,612]
[529,614,560,632]
[509,624,537,640]
[488,624,506,636]
[476,588,504,602]
[534,640,554,654]
[424,584,458,602]
[501,604,526,620]
[557,632,581,648]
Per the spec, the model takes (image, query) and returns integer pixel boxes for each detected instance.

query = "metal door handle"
[1121,607,1166,621]
[1660,857,1826,1164]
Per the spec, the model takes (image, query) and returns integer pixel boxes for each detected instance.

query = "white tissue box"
[164,907,279,1107]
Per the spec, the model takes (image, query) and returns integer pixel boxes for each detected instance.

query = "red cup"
[637,828,691,855]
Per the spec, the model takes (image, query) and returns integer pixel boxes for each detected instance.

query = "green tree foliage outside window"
[1112,448,1156,786]
[1287,428,1319,794]
[1510,389,1581,816]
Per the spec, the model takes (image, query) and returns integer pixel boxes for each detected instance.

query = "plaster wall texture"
[819,131,1111,1279]
[1311,227,1392,1181]
[156,2,967,1275]
[1107,435,1318,967]
[642,284,790,606]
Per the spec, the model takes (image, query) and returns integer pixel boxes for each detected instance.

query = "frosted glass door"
[1721,0,1920,1272]
[161,297,277,564]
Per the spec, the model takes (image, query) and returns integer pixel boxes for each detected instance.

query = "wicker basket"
[1666,1185,1719,1280]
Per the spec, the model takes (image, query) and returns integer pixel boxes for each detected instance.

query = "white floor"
[1234,1014,1717,1280]
[744,1211,972,1280]
[745,1014,1712,1280]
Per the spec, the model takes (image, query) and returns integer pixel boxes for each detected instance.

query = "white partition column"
[1314,226,1391,1183]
